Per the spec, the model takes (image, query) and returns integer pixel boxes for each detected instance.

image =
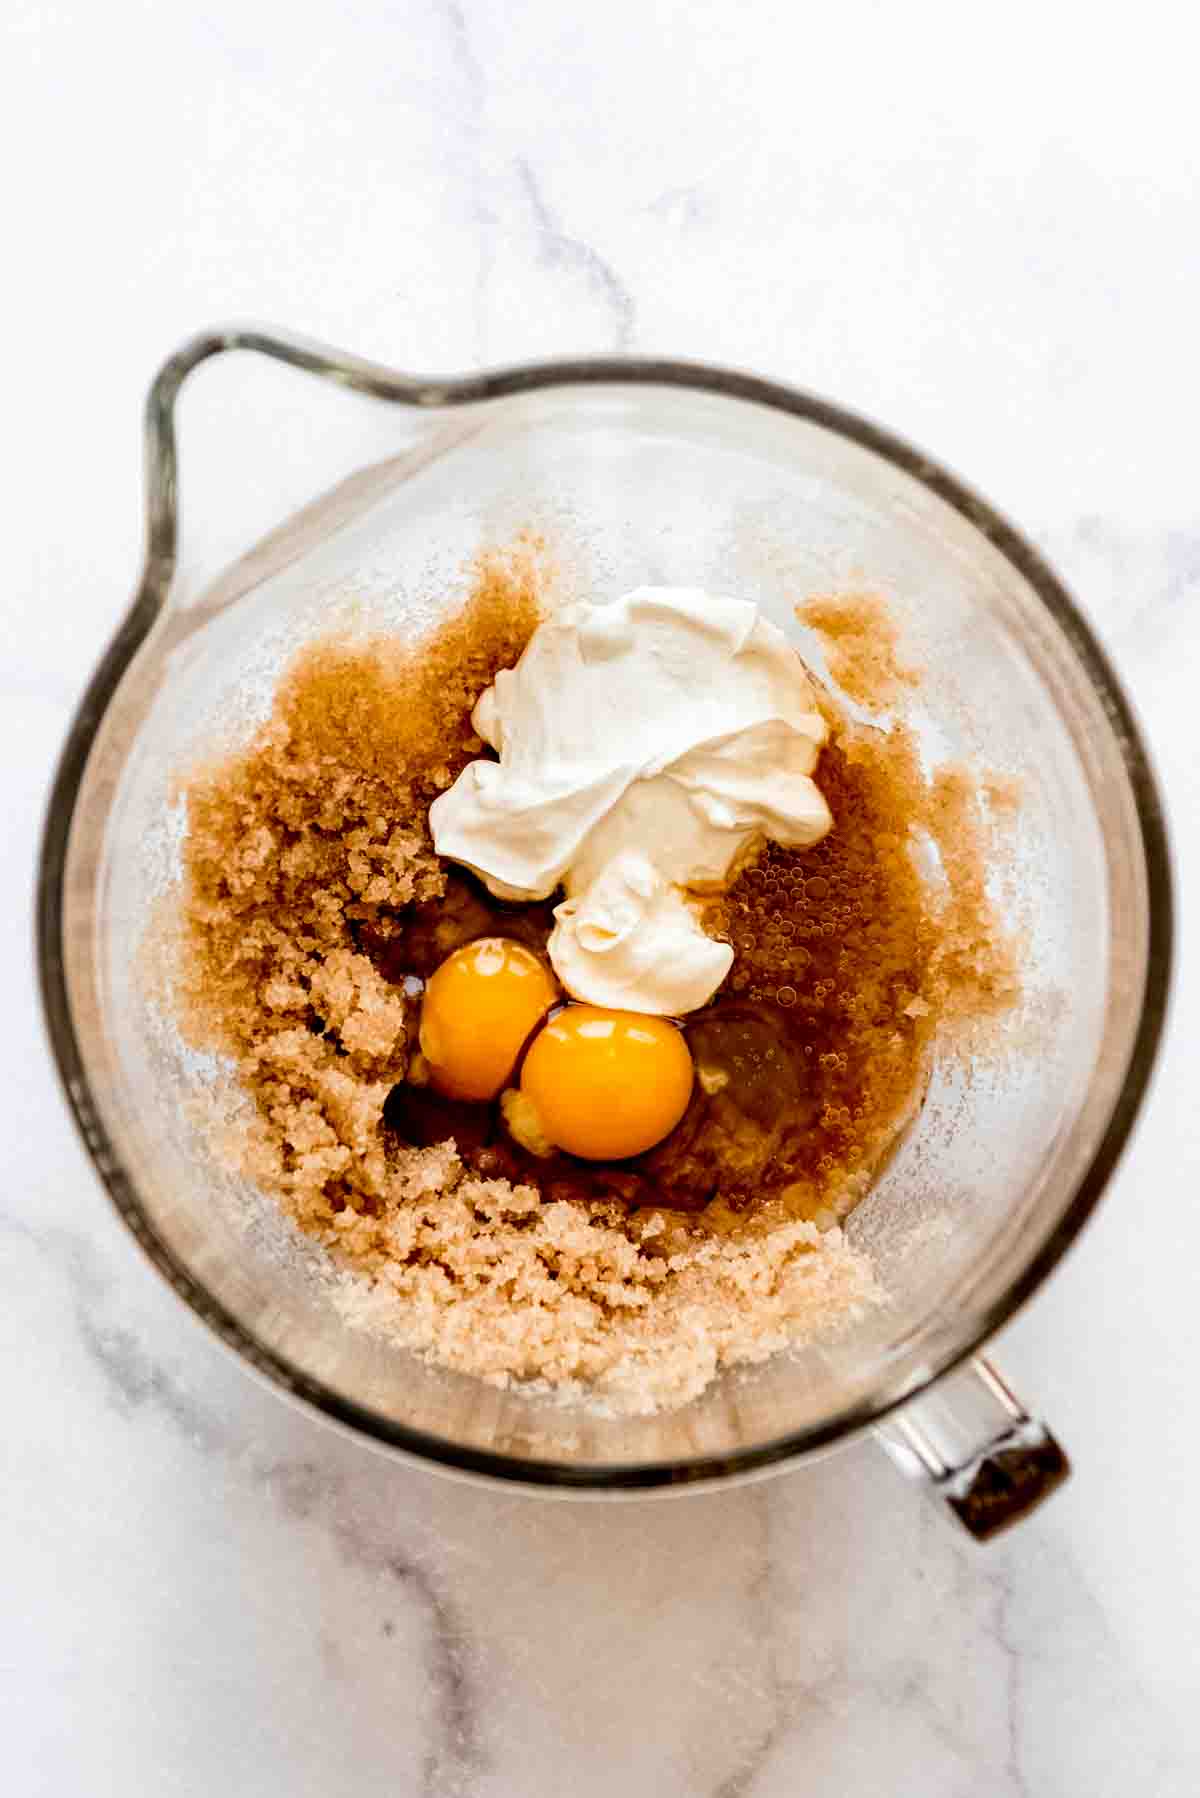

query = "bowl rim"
[36,326,1175,1490]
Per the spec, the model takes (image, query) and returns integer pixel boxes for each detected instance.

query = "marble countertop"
[5,2,1199,1792]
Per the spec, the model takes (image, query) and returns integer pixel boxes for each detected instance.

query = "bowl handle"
[140,324,471,607]
[874,1357,1070,1539]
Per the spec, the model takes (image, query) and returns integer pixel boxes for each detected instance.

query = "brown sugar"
[796,591,920,711]
[161,553,1018,1412]
[172,542,539,1201]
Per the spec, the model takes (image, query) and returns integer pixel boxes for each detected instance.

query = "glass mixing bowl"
[38,328,1172,1535]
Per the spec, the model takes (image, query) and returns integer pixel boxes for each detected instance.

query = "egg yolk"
[519,1006,694,1160]
[419,938,558,1102]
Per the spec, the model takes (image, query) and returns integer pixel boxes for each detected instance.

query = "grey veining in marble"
[4,1,1199,1792]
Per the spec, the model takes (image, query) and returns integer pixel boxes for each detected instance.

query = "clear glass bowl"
[38,329,1172,1530]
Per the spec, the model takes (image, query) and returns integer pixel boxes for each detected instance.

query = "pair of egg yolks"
[417,938,694,1159]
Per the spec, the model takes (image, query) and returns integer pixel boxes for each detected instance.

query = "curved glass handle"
[139,325,466,606]
[875,1357,1070,1539]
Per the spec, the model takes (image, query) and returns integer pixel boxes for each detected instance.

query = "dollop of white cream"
[548,849,733,1015]
[429,587,831,1014]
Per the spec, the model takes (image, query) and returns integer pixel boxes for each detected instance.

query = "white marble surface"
[4,2,1199,1792]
